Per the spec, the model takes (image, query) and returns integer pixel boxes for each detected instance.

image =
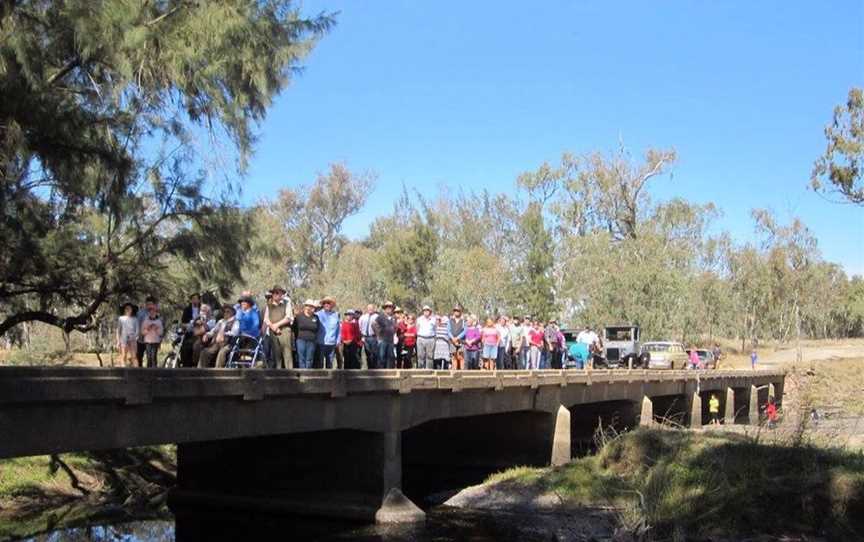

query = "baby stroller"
[226,334,266,368]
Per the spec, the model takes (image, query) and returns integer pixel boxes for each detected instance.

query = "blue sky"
[240,1,864,275]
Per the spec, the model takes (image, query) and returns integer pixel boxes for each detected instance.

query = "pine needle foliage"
[0,1,334,334]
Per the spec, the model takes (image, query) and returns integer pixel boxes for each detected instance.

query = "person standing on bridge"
[462,315,481,370]
[316,296,341,369]
[496,316,511,370]
[434,314,454,369]
[509,317,526,370]
[116,303,139,367]
[135,297,158,367]
[340,310,362,369]
[179,293,202,367]
[448,306,466,370]
[372,301,397,369]
[415,305,436,369]
[293,300,320,369]
[689,347,701,370]
[750,349,758,370]
[358,304,379,369]
[399,313,417,368]
[141,304,164,368]
[262,286,294,370]
[480,318,500,371]
[528,320,545,370]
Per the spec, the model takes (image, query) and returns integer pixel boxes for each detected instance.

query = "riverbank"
[446,427,864,541]
[0,447,175,540]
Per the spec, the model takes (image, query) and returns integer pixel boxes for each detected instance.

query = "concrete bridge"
[0,367,784,523]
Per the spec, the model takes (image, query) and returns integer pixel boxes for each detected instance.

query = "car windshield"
[605,328,632,341]
[644,344,670,352]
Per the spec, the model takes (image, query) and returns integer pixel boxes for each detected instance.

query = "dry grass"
[488,427,864,540]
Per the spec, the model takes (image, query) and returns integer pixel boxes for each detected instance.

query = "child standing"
[480,318,500,371]
[116,303,139,367]
[708,394,720,425]
[750,349,758,370]
[141,305,164,368]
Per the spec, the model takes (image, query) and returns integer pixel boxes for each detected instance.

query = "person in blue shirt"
[316,296,341,369]
[750,349,758,370]
[235,295,261,339]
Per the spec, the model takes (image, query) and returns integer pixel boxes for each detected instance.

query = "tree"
[429,247,512,316]
[380,212,439,311]
[262,163,375,290]
[0,1,334,335]
[514,203,556,320]
[811,87,864,204]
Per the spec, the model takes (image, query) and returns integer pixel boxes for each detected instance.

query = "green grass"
[487,428,864,540]
[0,446,176,540]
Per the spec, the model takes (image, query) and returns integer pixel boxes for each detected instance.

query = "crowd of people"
[115,288,605,370]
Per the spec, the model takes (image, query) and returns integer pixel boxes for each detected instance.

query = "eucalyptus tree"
[811,87,864,205]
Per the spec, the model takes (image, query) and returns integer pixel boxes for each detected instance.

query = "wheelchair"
[225,334,266,368]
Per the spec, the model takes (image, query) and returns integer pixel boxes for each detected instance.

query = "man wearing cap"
[262,286,294,369]
[358,304,379,369]
[371,301,397,369]
[415,305,436,369]
[315,296,341,369]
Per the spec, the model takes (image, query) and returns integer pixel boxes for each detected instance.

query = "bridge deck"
[0,367,785,459]
[0,367,786,405]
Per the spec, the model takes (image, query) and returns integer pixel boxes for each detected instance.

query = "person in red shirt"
[340,310,363,369]
[765,396,779,429]
[398,314,417,369]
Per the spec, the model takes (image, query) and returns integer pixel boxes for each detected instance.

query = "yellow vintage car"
[642,341,689,370]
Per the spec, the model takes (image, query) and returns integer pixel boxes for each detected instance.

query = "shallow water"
[20,507,572,542]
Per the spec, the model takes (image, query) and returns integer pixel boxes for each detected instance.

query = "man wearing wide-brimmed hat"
[293,299,320,369]
[315,295,340,369]
[371,301,397,369]
[263,285,294,369]
[415,305,436,369]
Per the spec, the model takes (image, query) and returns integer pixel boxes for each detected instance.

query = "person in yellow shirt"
[709,394,721,425]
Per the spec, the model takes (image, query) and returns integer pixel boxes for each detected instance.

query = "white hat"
[303,299,317,307]
[422,305,432,311]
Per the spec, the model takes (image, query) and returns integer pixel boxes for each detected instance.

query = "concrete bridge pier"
[749,384,760,425]
[639,396,654,427]
[689,391,703,429]
[724,387,736,425]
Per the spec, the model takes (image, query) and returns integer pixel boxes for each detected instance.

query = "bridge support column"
[639,396,654,427]
[749,385,759,425]
[689,391,702,429]
[724,387,735,425]
[769,382,776,399]
[551,405,572,466]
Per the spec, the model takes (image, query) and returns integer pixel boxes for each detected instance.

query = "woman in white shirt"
[116,303,140,367]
